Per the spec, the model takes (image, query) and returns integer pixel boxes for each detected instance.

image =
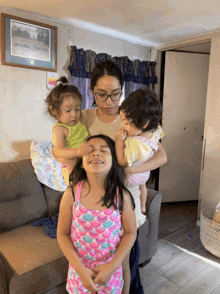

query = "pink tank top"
[70,181,122,269]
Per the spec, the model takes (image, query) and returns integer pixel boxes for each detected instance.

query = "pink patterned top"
[66,181,123,294]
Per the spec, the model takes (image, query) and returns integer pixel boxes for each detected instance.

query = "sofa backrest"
[0,159,48,233]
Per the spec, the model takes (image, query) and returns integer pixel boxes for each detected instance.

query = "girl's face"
[82,138,112,175]
[92,75,122,116]
[57,96,81,126]
[120,110,143,137]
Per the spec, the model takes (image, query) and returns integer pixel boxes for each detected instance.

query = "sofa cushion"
[40,282,67,294]
[43,185,64,217]
[0,160,47,233]
[0,223,68,294]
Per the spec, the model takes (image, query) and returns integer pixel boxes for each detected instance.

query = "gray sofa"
[0,159,162,294]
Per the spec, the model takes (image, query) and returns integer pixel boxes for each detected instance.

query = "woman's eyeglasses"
[94,91,122,102]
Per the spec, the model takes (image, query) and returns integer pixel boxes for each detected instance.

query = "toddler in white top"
[116,88,164,215]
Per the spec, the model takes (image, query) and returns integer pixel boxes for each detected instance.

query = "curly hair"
[120,88,162,132]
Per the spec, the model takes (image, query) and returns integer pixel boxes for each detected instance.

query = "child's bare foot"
[141,205,146,214]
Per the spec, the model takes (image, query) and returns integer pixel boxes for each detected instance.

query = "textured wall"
[0,7,151,162]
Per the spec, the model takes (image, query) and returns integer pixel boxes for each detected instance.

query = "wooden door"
[159,51,210,202]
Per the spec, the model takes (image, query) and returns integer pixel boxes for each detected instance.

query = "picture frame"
[1,13,57,72]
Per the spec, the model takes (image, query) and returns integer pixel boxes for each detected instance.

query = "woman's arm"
[57,187,99,293]
[124,142,167,175]
[93,191,137,284]
[115,129,129,166]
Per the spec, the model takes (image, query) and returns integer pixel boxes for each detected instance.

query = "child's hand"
[92,263,115,285]
[77,142,93,157]
[78,267,100,292]
[116,129,127,141]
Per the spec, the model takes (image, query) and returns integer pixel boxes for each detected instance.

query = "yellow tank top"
[53,122,88,148]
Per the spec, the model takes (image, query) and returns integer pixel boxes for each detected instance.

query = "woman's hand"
[78,266,100,293]
[123,166,133,182]
[93,263,115,285]
[123,166,133,176]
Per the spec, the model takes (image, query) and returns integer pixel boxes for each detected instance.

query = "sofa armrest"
[0,255,7,294]
[146,189,161,218]
[139,189,162,267]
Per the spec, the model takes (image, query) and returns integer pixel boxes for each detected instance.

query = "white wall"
[0,7,151,162]
[198,36,220,214]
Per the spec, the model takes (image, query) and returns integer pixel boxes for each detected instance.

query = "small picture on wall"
[1,13,57,72]
[11,20,51,62]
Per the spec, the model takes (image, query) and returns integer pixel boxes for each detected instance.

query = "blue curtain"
[70,77,93,110]
[124,81,150,99]
[68,46,157,108]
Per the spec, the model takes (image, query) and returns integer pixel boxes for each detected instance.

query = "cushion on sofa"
[39,282,67,294]
[0,160,47,233]
[0,223,68,294]
[30,141,67,192]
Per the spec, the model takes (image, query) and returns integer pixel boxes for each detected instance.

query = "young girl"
[57,134,137,294]
[116,88,164,217]
[45,76,91,184]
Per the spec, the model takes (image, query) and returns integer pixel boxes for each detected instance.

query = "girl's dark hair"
[120,88,162,132]
[90,60,124,107]
[45,76,82,118]
[69,134,135,212]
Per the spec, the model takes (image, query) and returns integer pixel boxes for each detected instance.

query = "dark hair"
[45,76,82,118]
[120,88,162,132]
[69,134,135,211]
[90,60,124,107]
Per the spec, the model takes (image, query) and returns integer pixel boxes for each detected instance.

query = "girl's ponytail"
[57,76,69,85]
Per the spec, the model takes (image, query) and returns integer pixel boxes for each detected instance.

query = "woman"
[53,60,167,294]
[80,60,167,172]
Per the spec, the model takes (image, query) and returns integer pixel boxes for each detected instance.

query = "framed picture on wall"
[1,13,57,72]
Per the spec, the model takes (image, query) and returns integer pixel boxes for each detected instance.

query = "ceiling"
[1,0,220,49]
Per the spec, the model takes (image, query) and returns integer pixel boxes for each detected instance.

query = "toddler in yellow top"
[45,76,91,185]
[116,88,163,216]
